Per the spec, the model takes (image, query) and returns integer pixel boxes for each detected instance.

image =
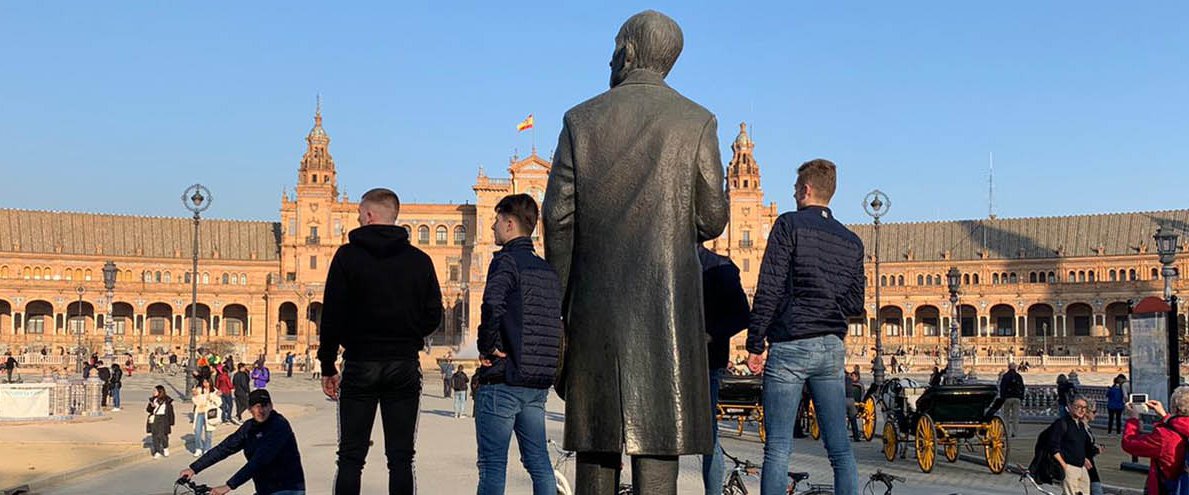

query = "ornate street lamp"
[863,190,890,386]
[946,267,963,383]
[1155,226,1180,394]
[74,286,86,374]
[102,261,117,363]
[182,184,212,394]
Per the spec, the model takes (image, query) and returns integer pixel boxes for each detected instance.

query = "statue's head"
[610,10,683,87]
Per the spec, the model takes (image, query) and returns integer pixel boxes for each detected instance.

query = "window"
[963,274,970,285]
[436,226,448,245]
[201,273,209,284]
[0,265,6,278]
[230,274,238,285]
[1129,269,1137,281]
[286,272,296,282]
[113,317,127,335]
[741,230,752,248]
[25,316,45,334]
[418,226,430,244]
[1048,271,1056,283]
[222,273,229,284]
[184,272,192,284]
[69,317,86,335]
[1109,270,1117,281]
[83,269,91,281]
[848,320,864,337]
[1087,271,1095,282]
[922,318,939,337]
[309,256,318,270]
[310,226,318,238]
[880,275,887,287]
[1073,316,1092,336]
[993,273,1000,284]
[897,275,904,286]
[883,318,902,337]
[225,319,243,336]
[1068,271,1076,282]
[1029,272,1038,283]
[454,226,467,245]
[149,318,166,335]
[1009,273,1018,284]
[742,259,750,272]
[925,275,933,286]
[334,219,343,236]
[960,316,976,337]
[996,317,1014,336]
[918,275,924,286]
[163,271,171,283]
[155,271,162,283]
[1114,317,1128,336]
[1153,268,1160,280]
[449,264,460,282]
[240,273,247,285]
[65,268,73,280]
[288,219,296,236]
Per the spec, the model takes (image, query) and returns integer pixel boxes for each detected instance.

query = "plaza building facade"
[0,109,1186,365]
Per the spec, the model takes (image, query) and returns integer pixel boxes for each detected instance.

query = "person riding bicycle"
[180,389,305,495]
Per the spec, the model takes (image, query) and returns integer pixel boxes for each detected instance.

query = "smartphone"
[1130,393,1149,404]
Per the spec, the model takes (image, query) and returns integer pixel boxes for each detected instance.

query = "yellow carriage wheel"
[882,422,897,461]
[862,397,877,441]
[807,401,820,440]
[984,416,1008,474]
[915,414,936,473]
[944,442,959,462]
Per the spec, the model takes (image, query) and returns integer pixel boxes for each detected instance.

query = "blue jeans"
[111,385,121,408]
[454,390,468,417]
[194,415,212,452]
[474,384,556,495]
[760,336,859,495]
[221,394,233,422]
[703,368,725,495]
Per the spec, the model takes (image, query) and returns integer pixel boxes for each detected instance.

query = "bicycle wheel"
[555,471,572,495]
[723,478,747,495]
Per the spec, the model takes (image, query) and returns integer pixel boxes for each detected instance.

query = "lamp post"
[74,286,86,374]
[864,190,890,385]
[946,267,964,383]
[1155,227,1180,393]
[102,261,117,364]
[1042,322,1049,357]
[182,184,211,393]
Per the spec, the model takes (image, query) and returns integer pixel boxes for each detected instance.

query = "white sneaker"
[163,448,170,457]
[194,449,202,457]
[112,407,121,412]
[153,453,162,459]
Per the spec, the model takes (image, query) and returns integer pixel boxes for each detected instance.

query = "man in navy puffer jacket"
[475,193,564,495]
[746,159,865,495]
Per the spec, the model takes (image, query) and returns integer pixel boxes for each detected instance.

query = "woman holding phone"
[1121,386,1189,495]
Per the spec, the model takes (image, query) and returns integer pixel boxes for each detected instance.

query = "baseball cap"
[248,389,272,407]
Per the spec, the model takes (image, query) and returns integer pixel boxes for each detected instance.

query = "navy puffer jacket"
[747,206,865,354]
[477,237,564,388]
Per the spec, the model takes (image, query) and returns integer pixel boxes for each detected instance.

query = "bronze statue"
[543,10,729,495]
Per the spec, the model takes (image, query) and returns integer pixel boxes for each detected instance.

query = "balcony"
[739,240,754,249]
[305,236,321,245]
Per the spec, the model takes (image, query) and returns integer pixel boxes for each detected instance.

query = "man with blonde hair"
[319,187,444,495]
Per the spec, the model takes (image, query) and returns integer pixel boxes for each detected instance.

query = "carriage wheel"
[915,415,936,473]
[944,441,959,463]
[807,401,820,440]
[984,416,1008,474]
[861,397,877,441]
[882,422,897,461]
[758,407,767,443]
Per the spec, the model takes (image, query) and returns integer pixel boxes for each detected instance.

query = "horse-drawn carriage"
[878,378,1008,474]
[715,374,878,443]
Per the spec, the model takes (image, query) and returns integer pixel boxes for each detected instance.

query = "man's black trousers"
[334,360,421,495]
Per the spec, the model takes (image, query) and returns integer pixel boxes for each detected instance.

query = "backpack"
[1157,423,1189,495]
[1028,421,1064,485]
[452,372,468,391]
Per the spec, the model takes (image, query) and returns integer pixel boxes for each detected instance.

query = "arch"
[915,305,941,337]
[972,273,980,285]
[1109,269,1117,281]
[418,225,430,245]
[23,300,53,334]
[183,303,212,336]
[279,302,299,337]
[878,305,904,337]
[401,224,412,236]
[22,266,31,279]
[64,268,74,280]
[989,304,1016,337]
[81,268,89,281]
[222,304,249,336]
[66,300,96,335]
[1068,271,1076,282]
[146,303,173,335]
[1029,272,1037,283]
[1105,302,1131,336]
[1066,303,1094,336]
[112,302,134,335]
[1027,303,1055,338]
[963,273,970,285]
[454,225,467,245]
[1152,267,1160,280]
[917,274,925,286]
[435,225,448,245]
[307,302,323,337]
[33,267,42,280]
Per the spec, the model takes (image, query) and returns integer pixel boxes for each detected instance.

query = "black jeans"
[334,360,421,495]
[1108,408,1123,434]
[235,392,249,420]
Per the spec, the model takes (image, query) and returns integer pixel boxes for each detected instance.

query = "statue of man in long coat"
[543,10,729,495]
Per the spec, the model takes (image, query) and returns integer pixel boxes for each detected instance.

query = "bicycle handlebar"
[870,470,905,483]
[720,448,760,472]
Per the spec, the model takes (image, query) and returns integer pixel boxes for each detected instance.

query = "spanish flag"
[517,114,534,132]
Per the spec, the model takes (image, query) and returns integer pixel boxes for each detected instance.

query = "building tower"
[722,122,775,293]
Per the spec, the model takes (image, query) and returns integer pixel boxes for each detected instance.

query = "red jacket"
[1122,415,1189,495]
[215,371,234,395]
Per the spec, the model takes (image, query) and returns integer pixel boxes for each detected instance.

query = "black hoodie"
[318,225,443,377]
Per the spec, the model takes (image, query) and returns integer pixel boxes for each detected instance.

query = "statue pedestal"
[0,383,55,419]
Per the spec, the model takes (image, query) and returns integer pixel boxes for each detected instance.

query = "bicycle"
[721,448,759,495]
[1014,464,1056,495]
[551,439,576,495]
[863,470,904,495]
[174,477,212,495]
[787,471,832,495]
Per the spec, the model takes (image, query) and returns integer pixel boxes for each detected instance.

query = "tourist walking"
[3,352,16,383]
[999,362,1025,438]
[284,352,294,378]
[473,194,565,495]
[146,385,176,458]
[109,361,123,411]
[232,363,251,421]
[192,379,221,457]
[1106,378,1125,434]
[318,188,444,495]
[180,389,306,495]
[440,351,455,398]
[698,245,750,495]
[452,366,470,418]
[747,160,864,495]
[251,361,271,389]
[1121,389,1189,495]
[216,364,235,424]
[96,360,112,407]
[1057,374,1077,419]
[1047,395,1095,495]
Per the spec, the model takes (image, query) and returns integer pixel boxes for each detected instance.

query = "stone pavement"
[2,371,1151,494]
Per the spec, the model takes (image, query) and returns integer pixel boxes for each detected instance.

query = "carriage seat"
[788,472,809,483]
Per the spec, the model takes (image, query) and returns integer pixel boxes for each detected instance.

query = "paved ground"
[1,370,1149,494]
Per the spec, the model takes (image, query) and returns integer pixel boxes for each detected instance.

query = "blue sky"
[2,2,1186,224]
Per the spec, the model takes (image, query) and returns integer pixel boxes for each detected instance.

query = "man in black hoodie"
[318,188,444,495]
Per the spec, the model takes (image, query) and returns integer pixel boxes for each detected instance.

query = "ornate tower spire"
[299,97,336,188]
[728,122,761,196]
